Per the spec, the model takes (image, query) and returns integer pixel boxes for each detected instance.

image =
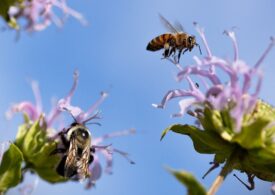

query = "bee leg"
[50,129,70,156]
[50,148,67,155]
[182,48,188,55]
[89,153,94,164]
[177,48,188,62]
[57,155,77,177]
[177,49,183,63]
[58,130,70,148]
[167,47,175,57]
[233,173,255,190]
[163,48,170,58]
[90,146,96,153]
[56,155,67,176]
[189,46,194,52]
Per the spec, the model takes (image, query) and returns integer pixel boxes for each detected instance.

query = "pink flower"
[8,0,87,31]
[57,71,108,125]
[55,71,135,187]
[6,70,135,188]
[153,23,275,132]
[85,129,135,189]
[6,80,62,128]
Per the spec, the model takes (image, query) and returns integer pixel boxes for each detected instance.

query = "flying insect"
[146,15,202,62]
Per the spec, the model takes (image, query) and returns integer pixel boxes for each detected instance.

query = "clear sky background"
[0,0,275,194]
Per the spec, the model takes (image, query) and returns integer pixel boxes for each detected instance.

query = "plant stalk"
[207,150,239,195]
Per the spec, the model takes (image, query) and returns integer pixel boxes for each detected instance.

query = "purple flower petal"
[93,129,136,145]
[113,148,135,164]
[58,99,83,117]
[8,0,87,32]
[224,30,239,61]
[19,176,39,195]
[152,89,198,109]
[172,98,196,117]
[100,148,113,174]
[254,36,275,69]
[82,92,108,121]
[85,156,102,189]
[271,182,275,195]
[194,22,212,57]
[6,102,39,121]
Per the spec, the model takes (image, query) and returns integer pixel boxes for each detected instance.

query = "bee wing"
[174,20,185,32]
[64,138,78,177]
[159,14,178,33]
[77,144,91,179]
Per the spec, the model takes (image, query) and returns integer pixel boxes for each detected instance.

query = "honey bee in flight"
[146,15,202,62]
[51,122,95,180]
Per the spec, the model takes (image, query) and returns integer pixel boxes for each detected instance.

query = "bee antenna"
[63,107,78,123]
[82,111,101,125]
[85,122,102,126]
[196,43,202,55]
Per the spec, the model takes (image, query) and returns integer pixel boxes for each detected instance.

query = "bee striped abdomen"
[146,34,173,51]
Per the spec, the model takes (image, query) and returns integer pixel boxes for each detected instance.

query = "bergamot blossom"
[154,24,274,133]
[156,23,275,194]
[56,71,135,188]
[6,0,87,31]
[6,80,62,128]
[1,71,134,193]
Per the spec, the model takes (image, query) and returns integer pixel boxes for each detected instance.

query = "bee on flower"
[2,71,134,193]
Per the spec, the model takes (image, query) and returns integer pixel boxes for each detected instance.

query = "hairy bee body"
[146,33,175,51]
[147,33,191,51]
[146,15,201,62]
[52,122,94,180]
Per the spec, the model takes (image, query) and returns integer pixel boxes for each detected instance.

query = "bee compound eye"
[81,131,88,138]
[188,37,193,43]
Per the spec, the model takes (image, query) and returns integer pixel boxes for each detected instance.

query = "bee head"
[75,127,90,140]
[188,35,202,55]
[67,124,91,147]
[188,36,196,47]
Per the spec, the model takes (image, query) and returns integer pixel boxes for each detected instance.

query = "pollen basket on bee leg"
[164,43,170,49]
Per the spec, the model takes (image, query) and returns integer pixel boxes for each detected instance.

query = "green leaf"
[0,143,23,193]
[35,167,67,183]
[161,124,186,141]
[0,0,17,21]
[232,117,270,149]
[214,153,227,164]
[22,120,44,156]
[220,110,234,133]
[7,17,19,30]
[15,123,29,149]
[14,118,67,183]
[200,108,233,140]
[199,107,218,132]
[166,168,206,195]
[161,124,233,154]
[240,158,275,182]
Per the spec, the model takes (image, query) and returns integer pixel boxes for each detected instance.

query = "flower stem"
[207,174,226,195]
[207,150,239,195]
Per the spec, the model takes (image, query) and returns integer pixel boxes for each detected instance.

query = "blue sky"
[0,0,275,194]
